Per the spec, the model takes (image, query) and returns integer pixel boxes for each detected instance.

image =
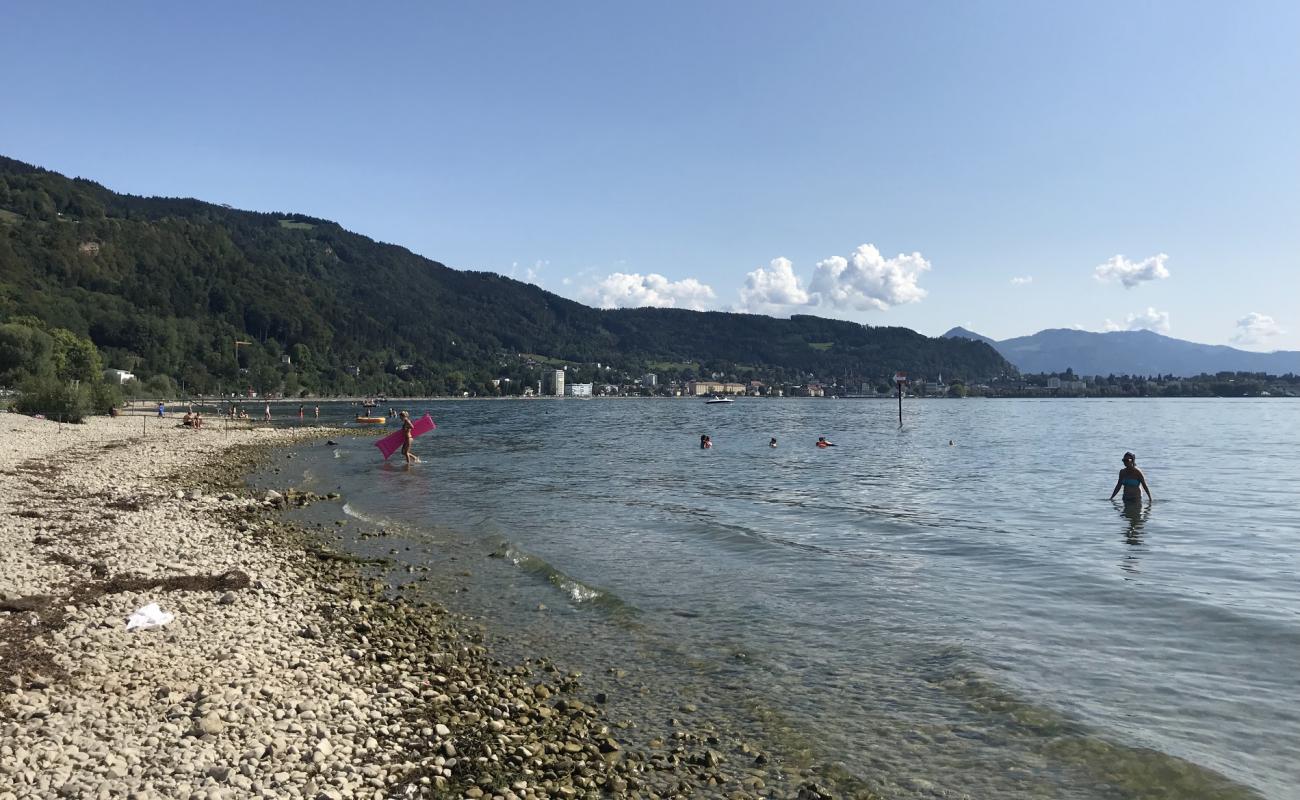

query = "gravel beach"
[0,413,852,800]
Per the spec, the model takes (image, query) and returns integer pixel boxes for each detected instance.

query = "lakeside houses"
[685,380,746,396]
[103,368,135,384]
[565,383,593,397]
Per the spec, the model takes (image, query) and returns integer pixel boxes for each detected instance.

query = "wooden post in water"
[894,371,907,428]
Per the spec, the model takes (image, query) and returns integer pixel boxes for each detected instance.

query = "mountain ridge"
[0,155,1013,395]
[942,326,1300,376]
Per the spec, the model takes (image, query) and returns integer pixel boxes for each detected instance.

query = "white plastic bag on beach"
[125,603,174,631]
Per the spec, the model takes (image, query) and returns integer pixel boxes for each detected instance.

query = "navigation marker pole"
[894,372,907,428]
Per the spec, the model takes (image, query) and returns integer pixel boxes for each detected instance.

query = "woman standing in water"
[399,410,419,465]
[1109,451,1153,503]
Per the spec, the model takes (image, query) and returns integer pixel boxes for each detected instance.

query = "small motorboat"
[704,395,734,404]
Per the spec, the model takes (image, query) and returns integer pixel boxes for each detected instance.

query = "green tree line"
[0,155,1015,402]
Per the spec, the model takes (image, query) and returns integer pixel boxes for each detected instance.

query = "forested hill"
[0,155,1013,396]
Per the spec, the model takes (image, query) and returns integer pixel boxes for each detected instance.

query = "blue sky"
[4,2,1298,350]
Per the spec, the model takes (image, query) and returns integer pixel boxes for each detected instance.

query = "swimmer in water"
[769,437,778,448]
[816,436,835,448]
[1109,451,1152,503]
[700,434,712,449]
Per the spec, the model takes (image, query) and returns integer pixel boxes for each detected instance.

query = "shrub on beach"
[13,375,94,422]
[89,380,123,414]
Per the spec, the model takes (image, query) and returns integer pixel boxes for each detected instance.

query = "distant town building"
[641,373,658,388]
[280,354,292,365]
[686,381,745,396]
[542,369,565,396]
[1046,377,1061,390]
[103,368,135,384]
[344,365,360,377]
[565,383,593,397]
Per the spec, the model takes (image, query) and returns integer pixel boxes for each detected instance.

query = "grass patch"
[647,360,697,372]
[0,208,23,224]
[808,342,833,351]
[519,353,572,367]
[278,219,315,230]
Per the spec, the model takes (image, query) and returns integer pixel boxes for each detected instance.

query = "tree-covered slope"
[0,155,1013,395]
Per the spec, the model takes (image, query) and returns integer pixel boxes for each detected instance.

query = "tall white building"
[541,369,565,396]
[641,373,657,388]
[565,383,593,397]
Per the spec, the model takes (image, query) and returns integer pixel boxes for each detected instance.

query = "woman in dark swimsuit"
[1109,451,1152,503]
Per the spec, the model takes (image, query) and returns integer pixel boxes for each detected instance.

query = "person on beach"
[399,410,420,464]
[700,434,712,449]
[298,404,305,421]
[157,401,165,418]
[1109,451,1153,504]
[264,402,271,422]
[314,405,320,423]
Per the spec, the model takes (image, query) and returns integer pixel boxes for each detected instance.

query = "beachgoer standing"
[314,405,320,423]
[157,402,165,418]
[399,410,419,465]
[1109,452,1153,503]
[298,404,305,422]
[264,402,271,422]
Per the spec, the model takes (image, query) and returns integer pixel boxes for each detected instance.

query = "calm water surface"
[280,398,1299,799]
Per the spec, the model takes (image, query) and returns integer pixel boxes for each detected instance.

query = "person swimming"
[700,434,712,449]
[816,436,835,448]
[1109,451,1153,504]
[769,437,778,448]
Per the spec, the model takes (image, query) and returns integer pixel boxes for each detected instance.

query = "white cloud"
[508,259,547,287]
[1010,275,1033,286]
[1093,253,1170,289]
[1105,307,1170,333]
[581,272,716,311]
[808,244,930,311]
[1125,306,1170,333]
[1232,312,1284,345]
[737,257,810,313]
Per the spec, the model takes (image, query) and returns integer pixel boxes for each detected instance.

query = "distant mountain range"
[942,327,1300,377]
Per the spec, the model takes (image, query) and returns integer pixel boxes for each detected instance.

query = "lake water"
[274,398,1299,799]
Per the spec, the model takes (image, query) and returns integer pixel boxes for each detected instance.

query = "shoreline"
[0,414,850,799]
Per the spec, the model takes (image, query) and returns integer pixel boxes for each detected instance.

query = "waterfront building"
[542,369,565,396]
[641,373,657,388]
[685,380,745,396]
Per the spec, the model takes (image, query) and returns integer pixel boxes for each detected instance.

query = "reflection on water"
[283,398,1299,800]
[1116,500,1151,576]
